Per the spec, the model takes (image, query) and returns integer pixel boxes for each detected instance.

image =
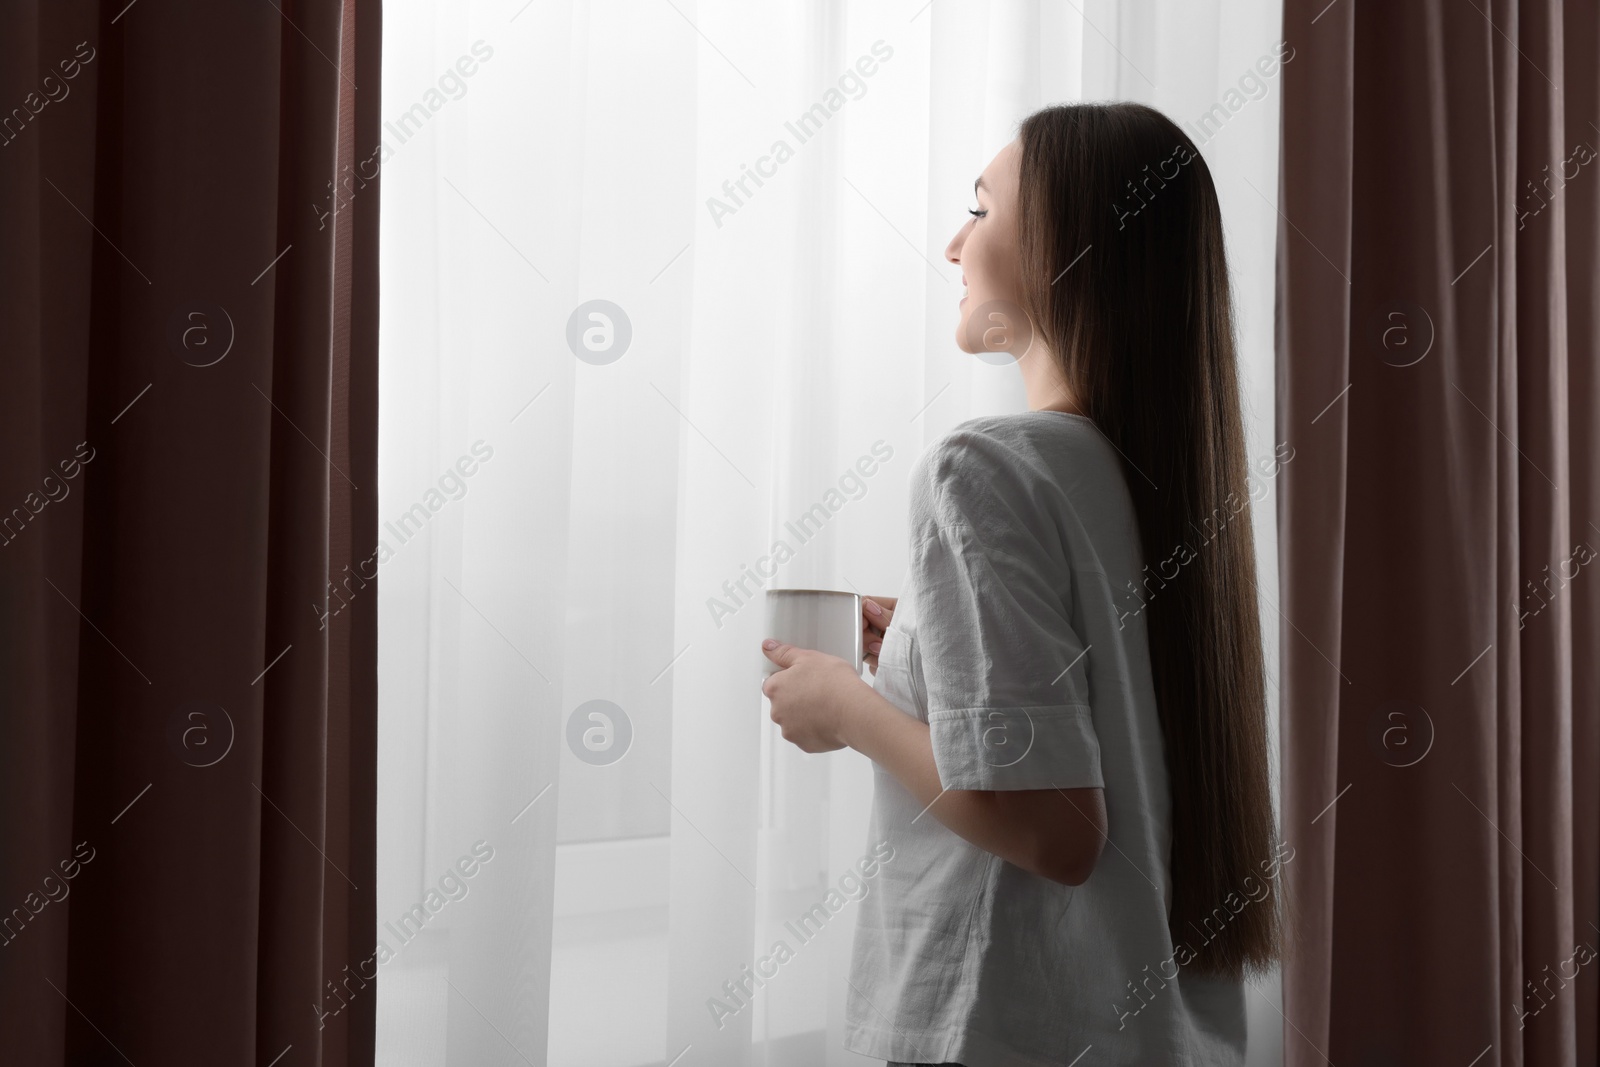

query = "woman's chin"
[953,312,974,353]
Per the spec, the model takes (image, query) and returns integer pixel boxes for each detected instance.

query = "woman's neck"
[1017,343,1083,415]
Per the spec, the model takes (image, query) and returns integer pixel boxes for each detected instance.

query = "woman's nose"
[945,222,969,265]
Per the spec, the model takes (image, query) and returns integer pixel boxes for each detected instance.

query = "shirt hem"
[928,703,1104,791]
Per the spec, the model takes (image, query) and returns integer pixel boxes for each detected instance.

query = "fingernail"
[868,640,882,654]
[864,600,882,617]
[762,639,779,650]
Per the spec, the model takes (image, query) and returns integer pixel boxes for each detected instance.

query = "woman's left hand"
[760,640,866,753]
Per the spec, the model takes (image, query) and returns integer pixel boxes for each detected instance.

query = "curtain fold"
[0,1,381,1063]
[1277,0,1599,1063]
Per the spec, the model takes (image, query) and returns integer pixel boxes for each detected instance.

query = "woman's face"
[945,139,1027,355]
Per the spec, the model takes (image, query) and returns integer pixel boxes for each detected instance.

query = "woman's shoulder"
[910,412,1137,548]
[917,412,1115,493]
[909,414,1086,526]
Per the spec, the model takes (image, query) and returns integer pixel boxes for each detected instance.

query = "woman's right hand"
[861,596,898,675]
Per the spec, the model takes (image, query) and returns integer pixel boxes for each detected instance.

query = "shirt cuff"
[928,704,1103,791]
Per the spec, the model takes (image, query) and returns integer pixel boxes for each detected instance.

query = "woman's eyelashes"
[968,207,987,219]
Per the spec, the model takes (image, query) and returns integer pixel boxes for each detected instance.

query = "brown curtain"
[1278,1,1598,1064]
[0,1,380,1063]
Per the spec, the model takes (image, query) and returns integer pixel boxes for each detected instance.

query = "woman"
[760,102,1282,1066]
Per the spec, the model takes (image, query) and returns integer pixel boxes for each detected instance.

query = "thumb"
[761,639,799,670]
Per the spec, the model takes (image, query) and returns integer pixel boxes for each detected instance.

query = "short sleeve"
[910,427,1103,792]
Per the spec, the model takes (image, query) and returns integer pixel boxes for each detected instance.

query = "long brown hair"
[1016,102,1281,977]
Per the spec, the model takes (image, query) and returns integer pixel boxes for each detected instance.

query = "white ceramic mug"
[762,589,863,676]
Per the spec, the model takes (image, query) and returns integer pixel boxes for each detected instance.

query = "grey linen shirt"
[842,412,1248,1066]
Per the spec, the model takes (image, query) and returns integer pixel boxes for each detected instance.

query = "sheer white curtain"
[375,1,1286,1064]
